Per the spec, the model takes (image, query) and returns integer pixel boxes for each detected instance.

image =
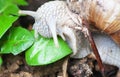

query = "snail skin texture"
[19,1,82,56]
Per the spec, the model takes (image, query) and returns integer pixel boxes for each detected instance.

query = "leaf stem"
[82,19,104,74]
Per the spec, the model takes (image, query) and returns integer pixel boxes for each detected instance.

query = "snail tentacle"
[19,10,37,18]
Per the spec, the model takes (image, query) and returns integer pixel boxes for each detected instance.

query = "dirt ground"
[0,54,63,77]
[0,54,119,77]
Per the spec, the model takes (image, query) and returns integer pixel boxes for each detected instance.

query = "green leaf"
[25,35,72,66]
[0,27,34,55]
[0,14,18,39]
[0,56,2,66]
[11,0,28,5]
[0,0,19,39]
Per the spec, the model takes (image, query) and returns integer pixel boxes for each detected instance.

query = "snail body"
[19,1,83,55]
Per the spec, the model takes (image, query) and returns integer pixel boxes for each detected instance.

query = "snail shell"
[19,1,83,56]
[72,0,120,45]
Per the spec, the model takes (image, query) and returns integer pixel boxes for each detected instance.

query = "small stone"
[8,63,19,72]
[20,71,32,77]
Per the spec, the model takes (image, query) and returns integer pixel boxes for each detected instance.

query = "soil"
[0,53,119,77]
[0,54,63,77]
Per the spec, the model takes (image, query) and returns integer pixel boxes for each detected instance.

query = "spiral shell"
[74,0,120,45]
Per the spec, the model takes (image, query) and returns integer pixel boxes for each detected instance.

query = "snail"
[19,0,120,72]
[19,1,83,56]
[19,0,120,58]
